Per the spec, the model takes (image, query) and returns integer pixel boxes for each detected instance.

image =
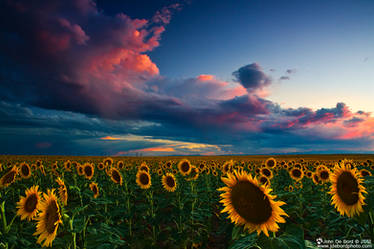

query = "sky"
[0,0,373,156]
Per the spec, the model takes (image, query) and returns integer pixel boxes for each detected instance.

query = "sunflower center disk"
[337,172,359,205]
[45,201,60,234]
[22,166,30,176]
[112,171,120,181]
[84,167,92,176]
[4,172,16,184]
[292,170,301,178]
[25,194,38,212]
[181,162,190,172]
[262,169,271,177]
[231,181,272,224]
[320,171,329,179]
[140,174,149,185]
[166,177,175,187]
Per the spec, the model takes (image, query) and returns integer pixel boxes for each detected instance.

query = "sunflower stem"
[272,231,276,238]
[0,201,7,234]
[5,214,17,233]
[69,218,77,249]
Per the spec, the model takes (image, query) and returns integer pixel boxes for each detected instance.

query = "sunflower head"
[136,170,152,189]
[139,162,149,173]
[83,163,94,180]
[0,165,18,188]
[89,182,99,198]
[116,160,124,170]
[218,170,288,237]
[98,162,105,171]
[359,169,372,177]
[222,160,234,174]
[312,172,321,185]
[258,175,270,186]
[178,159,192,176]
[16,185,41,221]
[289,168,304,181]
[64,160,72,172]
[319,168,331,183]
[187,166,199,181]
[33,189,62,247]
[265,157,277,168]
[76,164,84,176]
[110,168,123,185]
[260,167,273,179]
[329,162,367,217]
[103,157,113,167]
[20,162,32,179]
[55,178,68,206]
[162,173,177,192]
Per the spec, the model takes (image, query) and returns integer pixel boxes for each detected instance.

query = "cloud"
[232,63,271,91]
[0,0,180,118]
[1,1,374,155]
[279,76,290,80]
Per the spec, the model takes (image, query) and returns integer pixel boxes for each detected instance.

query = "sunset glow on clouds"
[0,0,373,155]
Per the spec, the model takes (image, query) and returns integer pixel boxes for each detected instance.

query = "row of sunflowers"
[0,156,373,248]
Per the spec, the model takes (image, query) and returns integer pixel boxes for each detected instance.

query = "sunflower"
[265,157,277,168]
[359,169,372,177]
[103,157,113,167]
[156,168,163,176]
[20,162,32,179]
[289,168,304,181]
[162,173,177,192]
[222,160,234,174]
[110,168,123,185]
[138,162,149,173]
[31,164,37,171]
[166,161,173,169]
[305,171,313,178]
[136,170,151,189]
[329,162,367,217]
[64,160,72,172]
[288,185,294,192]
[178,159,192,176]
[316,165,328,173]
[16,185,41,221]
[312,172,321,185]
[294,163,302,169]
[260,167,273,179]
[116,160,124,170]
[318,168,330,183]
[0,166,18,188]
[187,166,199,181]
[97,162,105,171]
[77,164,84,176]
[89,182,99,198]
[34,189,62,247]
[198,163,206,172]
[83,163,94,180]
[55,178,68,206]
[212,170,218,177]
[36,160,42,168]
[39,165,46,176]
[218,170,288,236]
[258,175,270,186]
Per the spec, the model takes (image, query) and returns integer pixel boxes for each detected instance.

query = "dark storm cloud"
[232,63,271,91]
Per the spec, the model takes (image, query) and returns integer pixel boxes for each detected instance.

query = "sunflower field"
[0,155,373,249]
